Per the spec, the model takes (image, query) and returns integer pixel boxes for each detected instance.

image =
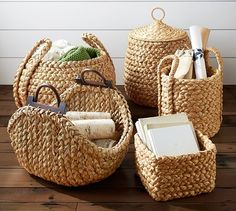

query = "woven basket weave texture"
[13,33,116,108]
[157,47,223,138]
[8,84,133,186]
[124,7,191,107]
[135,131,216,201]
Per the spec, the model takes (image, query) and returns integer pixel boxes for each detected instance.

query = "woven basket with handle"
[135,131,216,201]
[8,70,133,186]
[124,7,191,107]
[13,33,115,108]
[157,47,223,138]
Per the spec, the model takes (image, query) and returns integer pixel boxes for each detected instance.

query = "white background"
[0,0,235,85]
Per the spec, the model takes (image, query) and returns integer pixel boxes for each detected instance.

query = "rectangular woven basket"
[134,130,216,201]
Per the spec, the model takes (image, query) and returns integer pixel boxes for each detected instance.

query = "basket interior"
[59,85,131,143]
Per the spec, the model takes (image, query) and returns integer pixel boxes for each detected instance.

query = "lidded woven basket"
[124,7,191,107]
[8,70,133,186]
[135,131,216,201]
[13,33,116,108]
[157,47,223,138]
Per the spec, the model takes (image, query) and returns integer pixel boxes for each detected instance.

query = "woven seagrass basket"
[8,70,133,186]
[157,47,223,138]
[124,7,191,107]
[135,131,217,201]
[13,33,116,108]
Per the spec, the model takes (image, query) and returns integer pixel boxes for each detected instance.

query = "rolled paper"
[66,111,111,120]
[93,139,117,148]
[174,49,193,79]
[71,119,115,140]
[189,26,208,79]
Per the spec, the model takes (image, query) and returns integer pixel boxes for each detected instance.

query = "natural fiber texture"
[157,47,223,138]
[130,20,187,42]
[13,33,115,108]
[134,130,216,201]
[8,84,133,186]
[124,8,191,107]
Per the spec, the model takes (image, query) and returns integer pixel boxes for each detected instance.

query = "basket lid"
[130,7,187,42]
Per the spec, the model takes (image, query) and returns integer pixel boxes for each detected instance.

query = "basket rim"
[38,50,108,67]
[8,87,133,153]
[161,66,222,83]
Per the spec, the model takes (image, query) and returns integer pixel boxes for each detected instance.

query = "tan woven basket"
[124,7,191,107]
[157,47,223,138]
[8,71,133,186]
[135,131,217,201]
[13,33,116,108]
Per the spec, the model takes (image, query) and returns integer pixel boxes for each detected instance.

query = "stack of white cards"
[135,113,200,156]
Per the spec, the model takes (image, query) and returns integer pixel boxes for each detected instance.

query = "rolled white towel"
[42,39,75,62]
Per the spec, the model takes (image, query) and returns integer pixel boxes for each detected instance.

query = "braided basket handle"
[75,68,113,88]
[82,33,115,68]
[82,33,109,56]
[13,39,52,107]
[27,83,66,114]
[157,55,179,115]
[205,47,223,72]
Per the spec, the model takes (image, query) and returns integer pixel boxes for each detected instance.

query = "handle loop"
[82,33,116,81]
[204,47,223,72]
[151,7,165,21]
[75,68,113,88]
[157,55,179,115]
[13,39,52,107]
[82,33,111,58]
[27,83,66,114]
[34,84,61,107]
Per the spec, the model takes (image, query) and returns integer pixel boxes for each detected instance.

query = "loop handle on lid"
[151,7,165,21]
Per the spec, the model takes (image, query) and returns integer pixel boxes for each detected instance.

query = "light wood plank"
[0,2,235,30]
[0,30,235,58]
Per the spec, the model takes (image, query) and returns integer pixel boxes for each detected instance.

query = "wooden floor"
[0,85,236,211]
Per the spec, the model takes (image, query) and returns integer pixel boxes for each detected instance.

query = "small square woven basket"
[134,130,216,201]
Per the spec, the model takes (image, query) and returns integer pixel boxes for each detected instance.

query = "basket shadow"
[28,150,150,210]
